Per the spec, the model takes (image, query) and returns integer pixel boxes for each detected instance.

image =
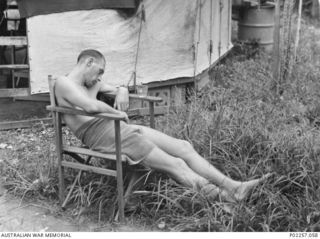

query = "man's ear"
[87,57,94,67]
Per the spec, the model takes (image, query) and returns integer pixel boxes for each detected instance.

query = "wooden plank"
[127,106,169,117]
[0,88,29,98]
[46,105,126,120]
[0,64,29,70]
[146,77,194,89]
[149,102,155,128]
[0,117,52,130]
[0,36,27,46]
[61,161,117,177]
[102,92,162,102]
[128,94,162,102]
[63,145,126,162]
[13,71,29,78]
[47,104,167,119]
[14,94,50,102]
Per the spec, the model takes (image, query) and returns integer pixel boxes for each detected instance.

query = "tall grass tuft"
[139,18,320,231]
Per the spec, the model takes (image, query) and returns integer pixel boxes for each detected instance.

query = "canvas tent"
[17,0,232,94]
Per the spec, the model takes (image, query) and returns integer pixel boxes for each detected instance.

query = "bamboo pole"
[311,0,320,18]
[272,0,281,94]
[293,0,303,62]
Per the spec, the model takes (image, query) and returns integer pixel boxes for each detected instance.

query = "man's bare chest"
[80,84,99,99]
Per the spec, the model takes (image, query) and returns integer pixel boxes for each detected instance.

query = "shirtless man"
[55,49,271,202]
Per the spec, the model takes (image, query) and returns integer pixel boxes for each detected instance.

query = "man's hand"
[114,87,129,111]
[118,111,130,123]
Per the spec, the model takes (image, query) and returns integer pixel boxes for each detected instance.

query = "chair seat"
[63,145,127,162]
[61,160,118,177]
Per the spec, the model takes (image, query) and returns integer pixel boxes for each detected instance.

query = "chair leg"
[114,170,144,221]
[114,120,125,222]
[123,170,142,203]
[55,113,65,205]
[58,164,65,204]
[61,156,92,209]
[61,170,82,209]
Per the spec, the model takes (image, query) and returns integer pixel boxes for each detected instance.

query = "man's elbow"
[83,105,99,114]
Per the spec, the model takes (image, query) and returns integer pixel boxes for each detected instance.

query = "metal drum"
[238,4,275,52]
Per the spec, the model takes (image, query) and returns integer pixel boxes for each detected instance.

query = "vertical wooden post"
[48,75,65,204]
[114,120,124,222]
[26,24,31,95]
[10,31,15,88]
[149,102,155,129]
[293,0,303,62]
[272,0,281,94]
[312,0,320,18]
[55,112,65,204]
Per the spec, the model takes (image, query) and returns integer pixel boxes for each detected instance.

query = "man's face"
[84,58,105,88]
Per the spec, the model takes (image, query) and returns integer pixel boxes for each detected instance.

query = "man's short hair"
[77,49,105,63]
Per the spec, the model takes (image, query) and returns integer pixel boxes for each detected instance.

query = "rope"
[218,0,223,60]
[127,1,145,92]
[193,0,202,87]
[208,0,213,66]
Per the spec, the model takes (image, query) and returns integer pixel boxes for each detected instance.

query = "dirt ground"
[0,185,152,232]
[0,186,87,231]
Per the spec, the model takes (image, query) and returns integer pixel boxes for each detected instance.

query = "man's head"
[77,49,105,64]
[77,49,106,87]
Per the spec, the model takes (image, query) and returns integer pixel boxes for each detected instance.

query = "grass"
[1,17,320,231]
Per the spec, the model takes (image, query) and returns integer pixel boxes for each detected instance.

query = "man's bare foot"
[200,185,236,214]
[200,184,238,204]
[220,202,236,214]
[231,173,273,201]
[200,184,220,200]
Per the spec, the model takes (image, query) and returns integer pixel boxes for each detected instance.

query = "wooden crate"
[129,77,193,109]
[129,86,170,109]
[133,84,187,108]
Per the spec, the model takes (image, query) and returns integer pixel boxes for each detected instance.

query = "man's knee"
[177,140,194,155]
[144,149,188,174]
[172,156,189,169]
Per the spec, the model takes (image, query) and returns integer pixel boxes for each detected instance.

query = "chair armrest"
[46,105,126,121]
[128,94,162,103]
[101,92,162,103]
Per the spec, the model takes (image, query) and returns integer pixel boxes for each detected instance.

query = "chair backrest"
[48,75,57,107]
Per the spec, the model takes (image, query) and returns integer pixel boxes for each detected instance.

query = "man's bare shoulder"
[55,76,76,91]
[56,76,70,86]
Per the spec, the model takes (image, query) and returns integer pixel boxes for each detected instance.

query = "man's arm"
[56,79,127,119]
[98,82,119,95]
[99,82,129,111]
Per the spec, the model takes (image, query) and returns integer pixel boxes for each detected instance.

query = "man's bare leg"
[134,125,271,201]
[142,147,232,201]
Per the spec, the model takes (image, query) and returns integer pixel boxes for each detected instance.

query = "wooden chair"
[46,75,162,222]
